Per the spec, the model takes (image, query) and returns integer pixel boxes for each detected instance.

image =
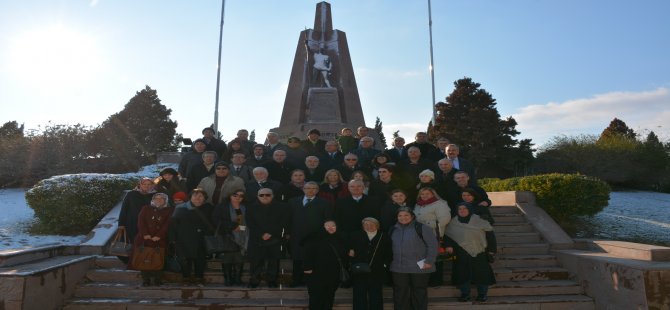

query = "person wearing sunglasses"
[246,188,289,288]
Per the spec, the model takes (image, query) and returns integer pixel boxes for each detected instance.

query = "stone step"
[492,255,558,268]
[496,232,541,244]
[73,280,584,300]
[492,222,535,233]
[497,243,550,255]
[64,294,595,310]
[489,206,520,215]
[491,213,527,223]
[86,264,569,284]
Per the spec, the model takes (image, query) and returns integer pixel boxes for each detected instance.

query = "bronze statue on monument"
[272,1,367,141]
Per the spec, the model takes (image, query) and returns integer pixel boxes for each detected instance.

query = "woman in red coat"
[129,192,175,286]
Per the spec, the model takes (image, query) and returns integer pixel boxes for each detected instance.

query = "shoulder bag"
[109,228,132,257]
[350,232,382,275]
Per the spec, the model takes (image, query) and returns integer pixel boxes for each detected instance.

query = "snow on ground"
[0,163,178,251]
[0,188,84,251]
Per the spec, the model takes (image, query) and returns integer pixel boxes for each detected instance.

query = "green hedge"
[25,174,139,235]
[479,173,611,221]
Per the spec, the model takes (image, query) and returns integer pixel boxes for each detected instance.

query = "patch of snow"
[1,164,178,251]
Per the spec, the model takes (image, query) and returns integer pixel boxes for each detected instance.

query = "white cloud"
[513,87,670,146]
[89,0,99,7]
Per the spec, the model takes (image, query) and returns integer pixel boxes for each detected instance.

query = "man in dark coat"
[368,164,408,204]
[335,180,382,241]
[247,144,271,168]
[301,129,328,158]
[405,132,439,161]
[286,181,333,287]
[264,131,288,158]
[397,146,434,184]
[435,158,460,206]
[245,167,283,203]
[352,136,381,169]
[178,139,207,179]
[319,140,345,170]
[201,127,227,159]
[337,153,371,181]
[384,136,409,163]
[445,144,477,183]
[263,149,294,184]
[286,136,309,168]
[446,171,491,216]
[302,156,326,183]
[229,152,254,183]
[185,151,217,192]
[246,188,289,288]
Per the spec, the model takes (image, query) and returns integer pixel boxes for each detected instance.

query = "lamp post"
[213,0,226,134]
[427,0,437,123]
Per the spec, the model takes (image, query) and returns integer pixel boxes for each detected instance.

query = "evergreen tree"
[374,117,387,149]
[249,130,256,144]
[392,130,400,139]
[427,77,533,177]
[0,121,28,186]
[599,118,636,142]
[94,86,179,170]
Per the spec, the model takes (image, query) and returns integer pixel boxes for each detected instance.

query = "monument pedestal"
[306,88,341,123]
[274,2,366,142]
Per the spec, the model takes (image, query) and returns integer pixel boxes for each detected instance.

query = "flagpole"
[214,0,226,134]
[427,0,437,122]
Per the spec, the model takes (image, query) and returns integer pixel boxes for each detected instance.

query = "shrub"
[479,173,611,221]
[25,174,139,235]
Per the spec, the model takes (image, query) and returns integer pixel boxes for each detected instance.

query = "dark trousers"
[249,255,279,284]
[352,277,383,310]
[181,257,206,278]
[392,272,430,310]
[308,281,339,310]
[459,283,489,297]
[292,259,305,284]
[428,261,444,286]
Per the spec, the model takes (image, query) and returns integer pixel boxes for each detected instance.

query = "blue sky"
[1,0,668,148]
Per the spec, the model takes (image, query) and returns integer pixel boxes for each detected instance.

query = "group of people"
[116,126,498,310]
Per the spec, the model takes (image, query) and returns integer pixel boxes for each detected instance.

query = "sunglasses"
[258,194,272,197]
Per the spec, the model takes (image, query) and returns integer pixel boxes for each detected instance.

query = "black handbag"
[164,248,182,273]
[350,232,382,275]
[194,208,227,255]
[109,228,132,257]
[204,223,227,255]
[329,244,350,285]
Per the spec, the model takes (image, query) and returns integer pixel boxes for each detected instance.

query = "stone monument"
[271,1,366,141]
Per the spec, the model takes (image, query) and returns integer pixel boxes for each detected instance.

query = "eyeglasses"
[232,193,245,198]
[258,194,272,197]
[216,167,228,170]
[345,159,357,161]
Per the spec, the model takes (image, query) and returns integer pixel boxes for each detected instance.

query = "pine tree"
[427,77,533,177]
[249,130,256,144]
[94,86,179,170]
[599,118,636,141]
[374,117,387,149]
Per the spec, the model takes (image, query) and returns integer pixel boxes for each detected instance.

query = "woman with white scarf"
[444,202,497,302]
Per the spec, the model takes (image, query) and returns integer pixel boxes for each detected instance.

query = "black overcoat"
[246,200,289,259]
[170,203,215,259]
[287,196,333,260]
[348,230,392,285]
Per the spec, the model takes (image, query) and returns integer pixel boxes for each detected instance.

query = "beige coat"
[413,199,451,237]
[197,175,245,205]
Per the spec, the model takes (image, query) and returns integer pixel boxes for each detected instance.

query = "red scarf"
[416,196,438,207]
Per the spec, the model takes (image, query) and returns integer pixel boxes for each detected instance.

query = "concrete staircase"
[62,205,595,309]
